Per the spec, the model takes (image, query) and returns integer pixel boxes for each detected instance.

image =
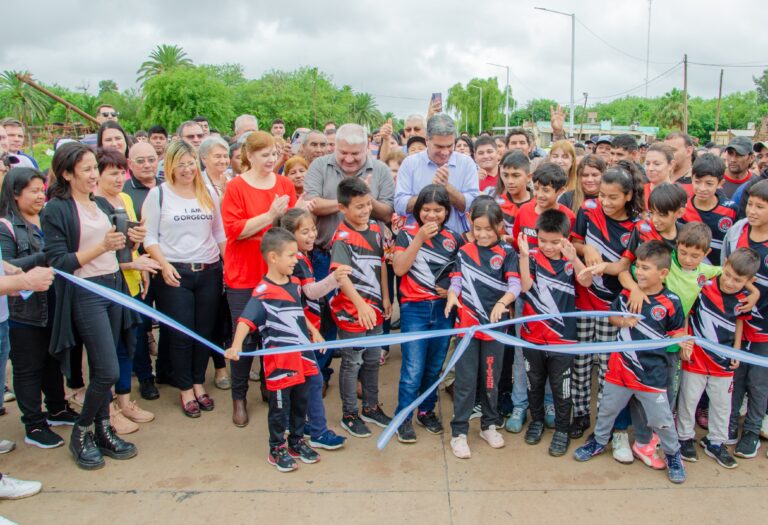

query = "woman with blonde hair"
[548,140,578,192]
[142,139,226,418]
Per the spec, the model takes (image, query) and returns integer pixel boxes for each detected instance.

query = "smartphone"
[431,92,443,112]
[127,220,141,230]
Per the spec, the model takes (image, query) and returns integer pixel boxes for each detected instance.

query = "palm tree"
[655,88,685,131]
[0,71,50,150]
[349,93,382,129]
[136,44,193,86]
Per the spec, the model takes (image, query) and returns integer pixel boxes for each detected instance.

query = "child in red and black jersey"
[624,183,687,263]
[280,208,351,450]
[682,153,738,264]
[511,162,575,251]
[722,179,768,458]
[568,165,644,442]
[329,177,392,438]
[575,241,689,484]
[226,228,323,473]
[445,198,520,459]
[677,248,759,468]
[518,209,592,456]
[492,150,532,241]
[391,185,463,442]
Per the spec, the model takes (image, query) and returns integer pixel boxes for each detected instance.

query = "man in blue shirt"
[394,114,479,233]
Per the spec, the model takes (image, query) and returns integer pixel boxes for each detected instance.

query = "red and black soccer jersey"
[572,199,638,311]
[684,276,751,377]
[239,276,318,391]
[674,176,695,200]
[394,224,462,303]
[520,249,578,345]
[511,200,575,251]
[606,288,686,393]
[622,219,679,263]
[329,220,384,333]
[293,252,321,330]
[682,196,737,264]
[495,192,531,235]
[733,223,768,342]
[451,240,520,341]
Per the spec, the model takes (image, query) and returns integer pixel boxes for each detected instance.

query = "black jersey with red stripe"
[606,288,686,393]
[512,200,575,251]
[451,240,519,341]
[239,277,318,391]
[573,199,638,310]
[495,192,531,235]
[682,196,737,264]
[293,252,321,330]
[520,249,577,345]
[394,224,462,303]
[684,276,750,377]
[329,220,384,333]
[622,219,679,262]
[734,223,768,343]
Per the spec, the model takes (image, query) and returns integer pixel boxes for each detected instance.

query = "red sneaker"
[632,440,666,470]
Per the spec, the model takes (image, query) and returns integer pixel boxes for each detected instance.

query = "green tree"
[98,79,118,96]
[446,77,505,135]
[0,71,50,141]
[349,93,382,129]
[137,44,193,86]
[655,88,685,131]
[754,68,768,104]
[199,63,246,86]
[140,67,234,133]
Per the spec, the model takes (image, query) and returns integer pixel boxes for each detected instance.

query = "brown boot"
[232,399,248,427]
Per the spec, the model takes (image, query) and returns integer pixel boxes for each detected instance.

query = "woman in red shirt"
[221,131,297,426]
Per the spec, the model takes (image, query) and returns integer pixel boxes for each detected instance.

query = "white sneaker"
[479,425,505,449]
[0,441,15,455]
[611,431,634,464]
[0,475,42,500]
[760,415,768,440]
[450,434,471,459]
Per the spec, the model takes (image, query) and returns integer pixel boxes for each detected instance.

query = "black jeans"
[268,381,310,447]
[153,262,223,391]
[9,322,66,429]
[523,348,573,433]
[72,273,123,426]
[451,337,505,436]
[226,287,259,401]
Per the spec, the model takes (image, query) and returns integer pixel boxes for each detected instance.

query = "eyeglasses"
[184,134,204,140]
[404,127,423,133]
[132,157,158,165]
[177,161,197,171]
[100,112,118,118]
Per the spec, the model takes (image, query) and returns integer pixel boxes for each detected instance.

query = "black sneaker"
[524,420,545,445]
[678,438,698,462]
[548,430,570,457]
[139,379,160,401]
[498,392,513,417]
[700,437,738,469]
[416,411,443,435]
[24,426,65,449]
[725,426,739,445]
[568,414,591,439]
[288,439,320,464]
[45,405,79,426]
[268,444,298,472]
[396,420,417,443]
[341,413,372,438]
[361,405,392,428]
[734,430,761,459]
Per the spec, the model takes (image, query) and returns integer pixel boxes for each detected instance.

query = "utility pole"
[682,54,688,133]
[645,0,652,97]
[468,84,483,134]
[579,92,589,141]
[714,69,724,140]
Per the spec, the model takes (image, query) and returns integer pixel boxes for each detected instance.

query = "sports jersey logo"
[564,262,574,276]
[764,254,768,269]
[651,305,667,321]
[718,217,733,232]
[256,283,267,293]
[620,232,631,247]
[443,238,456,252]
[495,197,505,205]
[585,199,597,209]
[523,227,537,237]
[375,232,381,246]
[697,273,708,287]
[489,254,504,270]
[338,230,349,239]
[640,222,652,233]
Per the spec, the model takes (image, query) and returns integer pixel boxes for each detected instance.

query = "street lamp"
[468,84,483,134]
[535,6,575,137]
[487,63,510,134]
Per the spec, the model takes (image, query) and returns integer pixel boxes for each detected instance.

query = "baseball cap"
[596,135,613,146]
[753,141,768,153]
[726,136,753,156]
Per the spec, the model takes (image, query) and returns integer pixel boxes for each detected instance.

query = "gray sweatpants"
[594,382,680,455]
[677,371,732,445]
[338,325,383,415]
[729,342,768,435]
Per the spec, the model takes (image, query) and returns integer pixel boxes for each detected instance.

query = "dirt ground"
[1,348,768,525]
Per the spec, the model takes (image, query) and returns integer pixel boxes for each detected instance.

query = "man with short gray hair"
[234,114,258,139]
[300,130,327,164]
[395,114,479,233]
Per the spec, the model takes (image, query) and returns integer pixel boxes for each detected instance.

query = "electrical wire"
[576,19,676,65]
[587,61,683,101]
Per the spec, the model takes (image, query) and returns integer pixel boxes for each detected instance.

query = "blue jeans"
[395,299,454,420]
[305,366,329,439]
[0,320,9,408]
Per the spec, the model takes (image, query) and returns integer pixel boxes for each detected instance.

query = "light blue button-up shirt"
[394,150,479,233]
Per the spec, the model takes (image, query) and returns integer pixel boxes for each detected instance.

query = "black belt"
[171,261,221,272]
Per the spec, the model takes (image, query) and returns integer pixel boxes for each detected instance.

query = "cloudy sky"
[3,0,767,119]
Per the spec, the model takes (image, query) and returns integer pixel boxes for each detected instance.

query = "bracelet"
[496,301,507,307]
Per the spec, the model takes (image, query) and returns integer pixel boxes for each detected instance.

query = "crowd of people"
[0,99,768,497]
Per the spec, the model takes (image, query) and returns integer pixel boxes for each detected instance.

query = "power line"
[576,19,676,65]
[588,61,683,101]
[688,61,768,68]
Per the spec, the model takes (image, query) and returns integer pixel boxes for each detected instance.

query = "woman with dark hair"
[97,121,131,158]
[455,136,474,157]
[391,184,461,442]
[43,142,144,469]
[0,168,77,449]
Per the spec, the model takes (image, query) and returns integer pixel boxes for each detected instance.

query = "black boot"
[69,424,105,470]
[94,418,138,460]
